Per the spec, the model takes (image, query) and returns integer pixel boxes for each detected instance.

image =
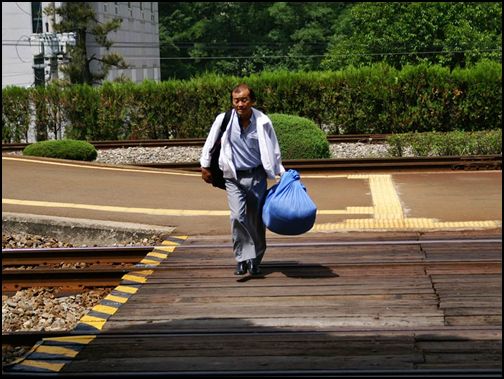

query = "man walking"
[200,84,284,275]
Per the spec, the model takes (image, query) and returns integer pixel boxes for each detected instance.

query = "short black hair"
[230,83,256,103]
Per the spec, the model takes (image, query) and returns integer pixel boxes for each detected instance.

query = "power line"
[121,49,503,61]
[3,40,501,56]
[4,39,502,50]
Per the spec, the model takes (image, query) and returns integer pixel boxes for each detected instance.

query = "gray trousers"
[225,167,267,264]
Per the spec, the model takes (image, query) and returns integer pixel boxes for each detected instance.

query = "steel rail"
[2,238,500,257]
[2,367,501,377]
[175,238,502,249]
[2,246,154,267]
[2,238,500,256]
[2,268,133,293]
[1,134,389,152]
[1,246,155,253]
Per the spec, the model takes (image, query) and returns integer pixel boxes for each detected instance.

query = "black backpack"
[208,109,233,189]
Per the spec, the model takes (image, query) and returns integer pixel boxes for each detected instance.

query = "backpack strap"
[210,109,233,155]
[219,109,233,134]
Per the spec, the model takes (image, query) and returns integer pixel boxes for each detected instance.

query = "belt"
[236,165,263,174]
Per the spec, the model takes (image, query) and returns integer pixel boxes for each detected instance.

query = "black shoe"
[247,259,262,275]
[234,261,247,275]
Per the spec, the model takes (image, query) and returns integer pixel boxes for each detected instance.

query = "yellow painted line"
[318,207,374,215]
[2,198,230,216]
[18,360,65,372]
[34,345,79,358]
[78,315,107,330]
[92,304,119,315]
[147,252,168,259]
[173,235,189,240]
[2,156,199,177]
[115,285,138,294]
[154,246,176,253]
[2,198,376,218]
[121,274,148,283]
[104,294,128,304]
[133,270,154,276]
[301,174,349,179]
[161,240,180,246]
[44,336,96,344]
[140,259,161,265]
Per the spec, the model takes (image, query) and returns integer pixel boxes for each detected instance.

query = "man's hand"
[201,167,213,183]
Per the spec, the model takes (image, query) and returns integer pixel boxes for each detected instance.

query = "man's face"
[232,89,253,118]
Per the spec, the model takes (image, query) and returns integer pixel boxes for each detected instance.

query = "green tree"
[159,2,349,79]
[44,2,128,85]
[322,2,502,71]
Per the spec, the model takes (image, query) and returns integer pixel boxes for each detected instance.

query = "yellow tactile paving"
[311,219,501,232]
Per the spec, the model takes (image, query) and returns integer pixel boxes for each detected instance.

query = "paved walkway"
[2,155,501,236]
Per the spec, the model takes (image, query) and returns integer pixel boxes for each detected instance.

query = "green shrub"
[269,113,330,159]
[386,130,502,157]
[2,62,501,141]
[23,139,97,161]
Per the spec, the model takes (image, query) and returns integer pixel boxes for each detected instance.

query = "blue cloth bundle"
[262,169,317,235]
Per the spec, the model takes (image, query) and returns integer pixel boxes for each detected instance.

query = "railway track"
[1,134,388,152]
[2,246,155,293]
[3,136,501,171]
[2,235,501,375]
[3,237,501,292]
[2,246,153,267]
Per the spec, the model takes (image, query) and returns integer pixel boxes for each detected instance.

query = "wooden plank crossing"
[61,233,501,374]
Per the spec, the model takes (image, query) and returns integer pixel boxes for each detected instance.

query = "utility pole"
[29,32,76,84]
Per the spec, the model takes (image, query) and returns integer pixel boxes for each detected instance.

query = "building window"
[31,2,43,33]
[104,4,108,12]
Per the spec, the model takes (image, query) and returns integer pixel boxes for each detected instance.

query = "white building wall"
[2,2,36,88]
[2,2,160,87]
[90,2,160,83]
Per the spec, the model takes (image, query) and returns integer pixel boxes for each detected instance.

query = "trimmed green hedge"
[2,62,501,142]
[270,114,330,160]
[386,129,502,157]
[23,140,98,161]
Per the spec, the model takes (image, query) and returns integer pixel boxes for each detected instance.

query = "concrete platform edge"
[2,212,175,246]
